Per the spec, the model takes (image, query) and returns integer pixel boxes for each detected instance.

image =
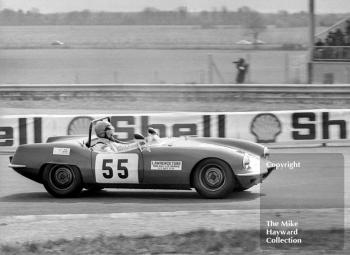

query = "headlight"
[264,147,270,158]
[242,153,250,169]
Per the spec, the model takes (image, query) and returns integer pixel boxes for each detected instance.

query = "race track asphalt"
[0,146,349,245]
[0,147,348,216]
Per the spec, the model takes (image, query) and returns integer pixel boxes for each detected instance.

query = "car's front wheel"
[43,164,83,198]
[193,159,236,198]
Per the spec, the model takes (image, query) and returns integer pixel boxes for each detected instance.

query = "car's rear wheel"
[43,164,83,198]
[193,159,235,198]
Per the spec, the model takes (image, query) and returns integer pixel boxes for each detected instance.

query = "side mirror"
[134,133,145,140]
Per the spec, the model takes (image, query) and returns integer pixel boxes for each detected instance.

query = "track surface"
[0,146,349,245]
[0,147,348,217]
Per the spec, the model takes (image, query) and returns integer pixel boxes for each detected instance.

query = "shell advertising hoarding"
[0,110,349,152]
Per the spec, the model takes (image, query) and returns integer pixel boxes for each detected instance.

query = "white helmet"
[95,121,113,138]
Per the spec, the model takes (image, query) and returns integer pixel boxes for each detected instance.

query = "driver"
[92,121,146,153]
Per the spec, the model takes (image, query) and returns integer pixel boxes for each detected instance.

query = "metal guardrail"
[2,83,350,91]
[1,84,350,100]
[313,46,350,62]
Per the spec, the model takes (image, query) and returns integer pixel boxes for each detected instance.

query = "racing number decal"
[117,159,128,179]
[102,159,129,179]
[95,154,138,184]
[102,159,113,178]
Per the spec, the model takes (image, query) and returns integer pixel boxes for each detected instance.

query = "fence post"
[246,53,251,83]
[199,70,205,84]
[285,53,290,83]
[211,60,225,84]
[113,71,118,84]
[208,54,214,84]
[346,67,350,83]
[153,71,159,84]
[74,73,80,84]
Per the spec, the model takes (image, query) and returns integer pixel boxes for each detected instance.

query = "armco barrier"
[1,109,350,152]
[1,84,350,101]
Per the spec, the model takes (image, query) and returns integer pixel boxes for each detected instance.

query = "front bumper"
[235,157,276,189]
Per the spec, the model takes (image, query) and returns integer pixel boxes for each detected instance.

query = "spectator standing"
[334,28,345,58]
[346,20,350,36]
[233,58,249,84]
[315,38,325,59]
[345,20,350,59]
[334,28,345,45]
[326,32,337,58]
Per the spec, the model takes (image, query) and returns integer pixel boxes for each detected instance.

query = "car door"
[141,145,190,185]
[91,148,144,185]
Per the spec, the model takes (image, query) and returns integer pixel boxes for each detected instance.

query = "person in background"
[346,20,350,39]
[334,28,345,46]
[315,38,325,59]
[345,20,350,59]
[92,121,146,153]
[233,58,249,84]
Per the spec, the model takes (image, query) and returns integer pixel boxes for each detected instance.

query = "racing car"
[9,117,275,198]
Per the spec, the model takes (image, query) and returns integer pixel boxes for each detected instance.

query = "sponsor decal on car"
[151,161,182,170]
[53,147,70,156]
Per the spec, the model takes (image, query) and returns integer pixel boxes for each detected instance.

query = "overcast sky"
[1,0,349,13]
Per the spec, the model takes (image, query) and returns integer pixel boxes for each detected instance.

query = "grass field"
[0,49,307,84]
[1,229,347,255]
[0,25,327,49]
[0,25,321,84]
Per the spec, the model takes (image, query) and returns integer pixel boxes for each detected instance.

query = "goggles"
[105,125,114,131]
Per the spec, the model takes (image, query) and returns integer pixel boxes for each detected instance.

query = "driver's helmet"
[95,121,113,138]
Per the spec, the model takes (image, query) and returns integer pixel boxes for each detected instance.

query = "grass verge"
[1,229,347,255]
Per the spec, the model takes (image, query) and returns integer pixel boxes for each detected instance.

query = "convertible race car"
[9,117,275,198]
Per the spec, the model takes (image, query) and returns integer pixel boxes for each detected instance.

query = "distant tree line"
[0,6,348,27]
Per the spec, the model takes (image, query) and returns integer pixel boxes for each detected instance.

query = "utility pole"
[308,0,315,84]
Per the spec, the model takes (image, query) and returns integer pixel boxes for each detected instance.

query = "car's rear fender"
[46,135,87,143]
[10,143,93,184]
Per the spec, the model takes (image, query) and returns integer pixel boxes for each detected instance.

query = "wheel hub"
[52,167,73,188]
[203,167,223,188]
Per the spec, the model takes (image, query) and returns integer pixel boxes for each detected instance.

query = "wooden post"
[211,60,225,84]
[199,70,205,84]
[74,73,80,84]
[246,53,251,83]
[285,52,290,83]
[208,54,214,84]
[153,71,159,83]
[113,71,118,83]
[308,0,315,84]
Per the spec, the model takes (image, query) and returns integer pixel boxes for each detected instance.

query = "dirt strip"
[0,208,348,245]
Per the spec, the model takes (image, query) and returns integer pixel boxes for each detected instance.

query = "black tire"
[43,164,83,198]
[193,158,236,198]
